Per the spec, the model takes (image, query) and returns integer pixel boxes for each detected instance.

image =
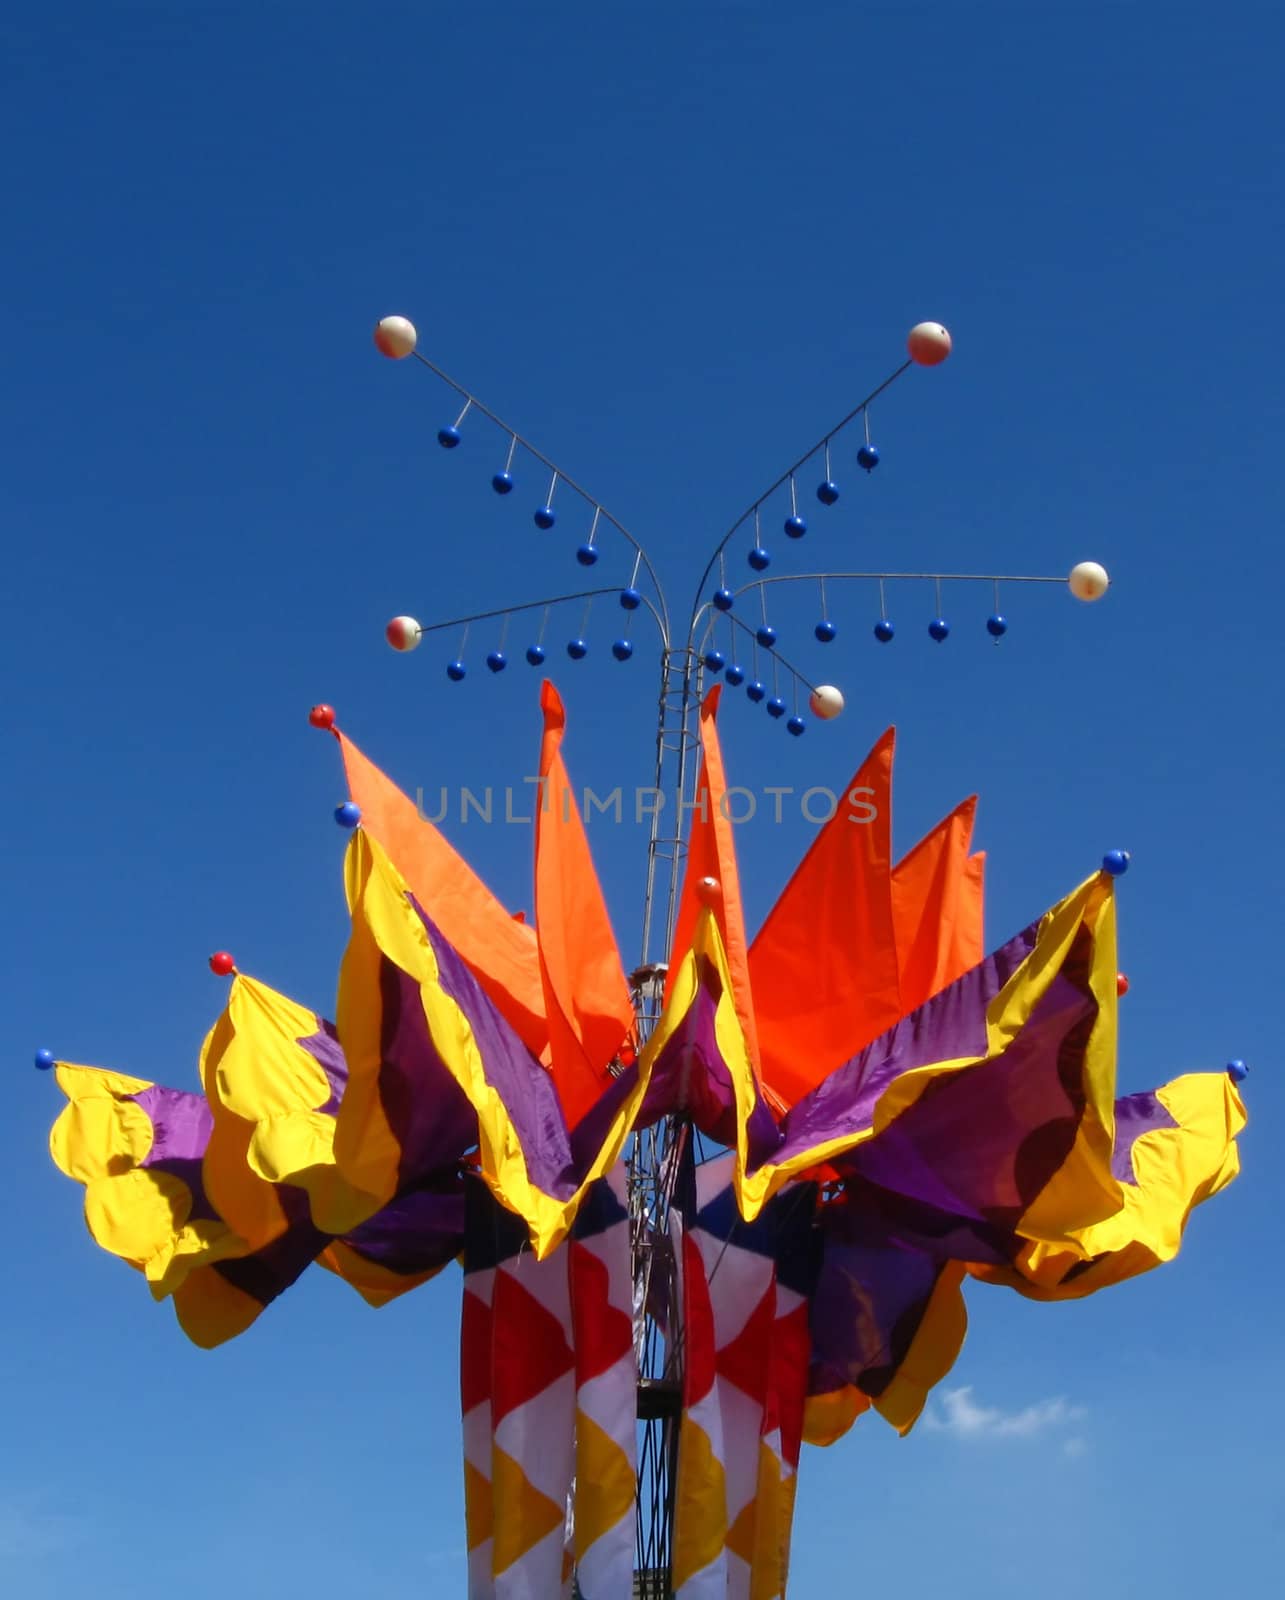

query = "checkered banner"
[461,1165,637,1599]
[672,1153,815,1600]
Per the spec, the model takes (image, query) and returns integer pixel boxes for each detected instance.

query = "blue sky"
[4,2,1282,1594]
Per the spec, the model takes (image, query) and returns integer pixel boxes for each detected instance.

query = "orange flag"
[337,729,548,1061]
[670,687,760,1074]
[748,729,900,1110]
[534,682,634,1128]
[891,797,984,1016]
[959,850,986,975]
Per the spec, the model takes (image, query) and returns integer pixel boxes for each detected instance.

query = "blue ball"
[567,638,588,660]
[756,624,777,649]
[704,649,726,671]
[1227,1059,1250,1083]
[928,618,950,642]
[746,679,767,703]
[620,587,642,611]
[1102,849,1131,877]
[534,505,557,530]
[874,619,895,643]
[857,443,880,472]
[785,514,807,540]
[766,696,787,719]
[525,644,546,666]
[724,663,745,686]
[987,614,1008,638]
[486,650,507,673]
[816,480,840,505]
[748,546,771,571]
[492,470,514,495]
[713,588,735,612]
[34,1048,55,1072]
[786,715,806,736]
[815,619,837,643]
[612,639,634,662]
[576,544,599,567]
[438,425,462,449]
[447,660,467,681]
[335,801,362,829]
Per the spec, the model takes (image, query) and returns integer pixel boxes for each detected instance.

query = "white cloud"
[924,1385,1086,1440]
[1063,1436,1089,1459]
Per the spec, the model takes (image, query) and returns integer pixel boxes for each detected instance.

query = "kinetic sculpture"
[38,318,1246,1599]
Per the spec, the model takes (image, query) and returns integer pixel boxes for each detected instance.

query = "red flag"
[749,729,900,1109]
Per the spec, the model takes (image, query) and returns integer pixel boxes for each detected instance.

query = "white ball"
[907,322,952,366]
[809,684,845,720]
[374,316,417,359]
[385,615,423,651]
[1068,561,1110,602]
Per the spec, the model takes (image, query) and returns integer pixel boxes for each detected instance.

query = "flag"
[891,796,983,1016]
[336,828,649,1255]
[750,730,899,1108]
[969,1071,1246,1299]
[671,1152,817,1599]
[670,688,761,1083]
[462,1172,578,1600]
[568,1166,638,1599]
[337,725,548,1060]
[535,681,634,1129]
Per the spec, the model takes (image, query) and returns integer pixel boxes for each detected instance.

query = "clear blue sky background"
[3,3,1281,1594]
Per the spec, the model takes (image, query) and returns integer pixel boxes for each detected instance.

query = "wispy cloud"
[0,1501,82,1563]
[924,1385,1086,1440]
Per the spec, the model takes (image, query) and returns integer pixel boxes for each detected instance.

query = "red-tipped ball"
[209,951,236,977]
[309,704,335,730]
[1116,973,1129,997]
[696,875,721,907]
[386,616,423,652]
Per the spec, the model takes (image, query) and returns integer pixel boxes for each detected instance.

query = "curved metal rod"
[410,350,672,642]
[407,587,667,648]
[684,359,915,640]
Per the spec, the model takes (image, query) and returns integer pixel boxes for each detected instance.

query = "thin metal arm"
[685,358,915,638]
[411,350,672,640]
[739,571,1069,588]
[407,587,667,642]
[692,606,823,695]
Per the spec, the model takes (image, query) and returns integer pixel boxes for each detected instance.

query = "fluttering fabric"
[670,1152,815,1599]
[46,684,1247,1592]
[461,1165,638,1600]
[48,976,464,1348]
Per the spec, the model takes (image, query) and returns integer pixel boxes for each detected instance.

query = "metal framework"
[384,327,1087,1593]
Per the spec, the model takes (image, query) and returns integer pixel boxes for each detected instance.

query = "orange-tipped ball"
[309,704,335,730]
[696,875,721,906]
[907,322,952,366]
[373,316,417,358]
